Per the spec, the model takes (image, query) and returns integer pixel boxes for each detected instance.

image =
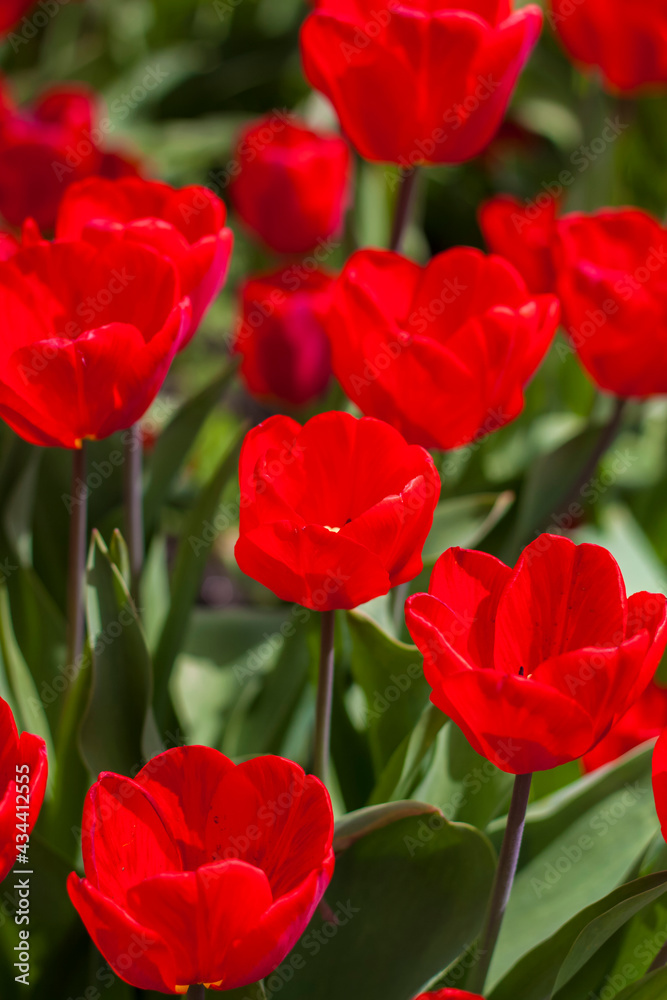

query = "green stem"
[313,610,336,785]
[187,985,205,999]
[390,167,420,253]
[467,773,533,994]
[66,444,88,670]
[124,423,144,604]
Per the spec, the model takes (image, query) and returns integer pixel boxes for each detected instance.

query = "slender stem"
[390,167,420,253]
[546,396,626,531]
[66,444,88,670]
[124,423,144,603]
[649,940,667,973]
[313,610,336,785]
[467,773,533,994]
[187,986,205,999]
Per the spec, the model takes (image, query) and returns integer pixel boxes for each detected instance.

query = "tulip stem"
[187,987,205,999]
[66,444,88,671]
[124,423,144,603]
[314,610,336,785]
[390,167,420,253]
[467,772,532,994]
[649,941,667,973]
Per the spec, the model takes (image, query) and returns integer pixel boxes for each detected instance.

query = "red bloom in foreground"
[479,193,558,294]
[57,177,233,347]
[235,411,440,610]
[229,114,351,255]
[326,248,559,451]
[549,0,667,93]
[68,748,333,993]
[582,679,667,773]
[554,209,667,397]
[301,0,543,166]
[235,267,334,406]
[414,992,484,1000]
[0,697,48,884]
[0,79,140,231]
[0,241,189,448]
[405,535,667,774]
[0,0,37,36]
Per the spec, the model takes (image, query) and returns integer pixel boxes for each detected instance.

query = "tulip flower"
[0,696,48,884]
[325,247,559,451]
[300,0,543,166]
[0,0,38,36]
[0,78,140,231]
[56,177,233,347]
[0,240,189,448]
[478,193,558,295]
[68,747,334,994]
[235,410,440,611]
[234,267,334,406]
[229,114,351,255]
[414,992,484,1000]
[405,534,667,774]
[582,679,667,773]
[554,208,667,397]
[549,0,667,93]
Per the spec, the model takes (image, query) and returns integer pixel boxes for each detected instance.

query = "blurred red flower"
[326,247,559,451]
[68,747,334,993]
[0,696,48,884]
[479,193,558,294]
[554,208,667,397]
[235,411,440,610]
[230,114,351,255]
[582,678,667,773]
[405,535,667,774]
[0,0,39,36]
[235,267,334,406]
[0,78,141,231]
[300,0,543,165]
[549,0,667,93]
[0,240,189,448]
[57,177,233,347]
[414,992,484,1000]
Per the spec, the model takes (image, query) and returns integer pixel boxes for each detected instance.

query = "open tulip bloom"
[0,696,48,884]
[301,0,543,166]
[67,747,334,994]
[406,534,667,775]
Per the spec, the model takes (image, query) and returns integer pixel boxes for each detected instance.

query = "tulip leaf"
[277,812,496,1000]
[345,609,429,775]
[423,491,514,564]
[487,747,658,987]
[143,361,237,532]
[608,969,667,999]
[487,873,667,1000]
[152,422,245,726]
[80,530,157,777]
[369,702,447,805]
[333,800,442,851]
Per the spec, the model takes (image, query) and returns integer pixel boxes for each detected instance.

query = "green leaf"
[488,873,667,1000]
[333,800,443,851]
[80,530,156,776]
[611,969,667,999]
[143,362,237,531]
[346,609,429,776]
[278,813,496,1000]
[153,423,245,725]
[423,491,514,564]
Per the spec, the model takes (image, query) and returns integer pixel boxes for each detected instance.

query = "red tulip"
[68,747,334,993]
[0,0,37,35]
[653,729,667,842]
[56,177,233,347]
[0,696,48,884]
[0,240,189,448]
[478,193,558,294]
[405,535,667,774]
[582,679,667,773]
[0,78,141,231]
[235,411,440,610]
[414,992,484,1000]
[549,0,667,93]
[300,0,543,166]
[234,267,334,406]
[554,208,667,397]
[326,247,559,451]
[229,114,351,255]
